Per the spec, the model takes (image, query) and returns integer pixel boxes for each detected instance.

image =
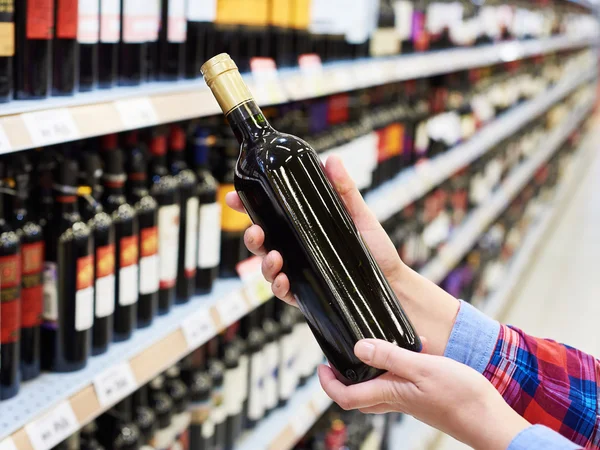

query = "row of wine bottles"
[0,0,596,103]
[50,299,323,450]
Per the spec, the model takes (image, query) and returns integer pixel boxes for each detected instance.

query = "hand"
[318,338,529,450]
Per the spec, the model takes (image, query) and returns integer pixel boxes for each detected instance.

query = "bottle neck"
[227,101,274,145]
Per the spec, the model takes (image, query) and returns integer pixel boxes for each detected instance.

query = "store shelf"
[419,98,595,285]
[364,65,598,223]
[0,33,596,154]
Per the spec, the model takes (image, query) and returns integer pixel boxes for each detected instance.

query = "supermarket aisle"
[434,141,600,450]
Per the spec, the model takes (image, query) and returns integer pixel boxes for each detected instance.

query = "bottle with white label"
[100,135,139,341]
[78,0,100,91]
[192,126,220,294]
[119,0,148,86]
[41,156,94,372]
[125,131,160,328]
[148,132,181,314]
[370,0,400,57]
[78,151,115,356]
[99,0,121,88]
[167,125,198,303]
[185,0,217,78]
[207,353,226,450]
[182,351,214,450]
[261,301,281,416]
[148,375,176,450]
[159,0,186,80]
[145,0,162,81]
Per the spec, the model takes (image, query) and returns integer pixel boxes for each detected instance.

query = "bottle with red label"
[145,0,161,81]
[41,155,93,372]
[0,0,14,102]
[8,156,44,382]
[168,125,197,303]
[125,131,160,328]
[0,162,21,400]
[119,0,145,86]
[78,0,100,91]
[101,135,139,341]
[53,0,80,95]
[14,0,54,99]
[98,0,120,88]
[79,151,115,355]
[159,0,186,80]
[148,130,180,314]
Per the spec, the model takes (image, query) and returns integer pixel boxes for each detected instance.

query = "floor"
[434,137,600,450]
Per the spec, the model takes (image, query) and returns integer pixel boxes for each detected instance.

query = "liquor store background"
[0,0,599,449]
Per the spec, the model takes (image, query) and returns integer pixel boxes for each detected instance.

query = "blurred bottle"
[145,0,161,81]
[78,0,100,91]
[0,0,14,102]
[53,0,79,95]
[185,0,217,79]
[132,384,158,447]
[148,375,176,449]
[80,422,106,450]
[98,0,120,88]
[119,0,145,85]
[159,0,185,80]
[165,365,191,448]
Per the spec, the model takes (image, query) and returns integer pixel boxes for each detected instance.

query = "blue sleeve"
[509,425,582,449]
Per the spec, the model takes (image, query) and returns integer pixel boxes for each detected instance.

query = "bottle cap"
[102,133,118,151]
[201,53,254,115]
[150,135,167,156]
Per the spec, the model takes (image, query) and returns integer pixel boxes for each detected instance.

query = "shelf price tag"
[25,401,79,450]
[216,291,249,326]
[21,109,80,147]
[250,57,287,105]
[237,256,271,306]
[93,362,138,408]
[291,403,316,437]
[114,97,159,130]
[181,309,217,349]
[298,54,325,97]
[0,124,12,155]
[0,438,17,450]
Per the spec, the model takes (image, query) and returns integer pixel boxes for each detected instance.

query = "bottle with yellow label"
[214,0,241,70]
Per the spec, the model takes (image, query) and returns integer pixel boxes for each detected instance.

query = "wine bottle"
[42,156,94,372]
[97,398,142,450]
[132,384,158,446]
[222,327,243,448]
[0,0,14,102]
[192,126,221,295]
[269,0,293,68]
[164,366,191,447]
[119,0,145,86]
[98,0,120,88]
[145,0,160,81]
[207,343,226,450]
[125,132,159,328]
[0,164,21,400]
[101,135,139,341]
[78,0,100,91]
[14,0,54,99]
[10,157,44,381]
[148,375,175,450]
[261,301,281,416]
[158,0,186,80]
[243,310,266,429]
[168,125,198,303]
[277,305,297,407]
[53,0,79,95]
[183,355,213,450]
[79,151,115,355]
[202,54,421,384]
[148,132,180,314]
[80,422,106,450]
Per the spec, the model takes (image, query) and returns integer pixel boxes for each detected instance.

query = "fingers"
[354,339,430,381]
[262,251,283,282]
[272,273,298,307]
[244,225,267,256]
[225,191,245,213]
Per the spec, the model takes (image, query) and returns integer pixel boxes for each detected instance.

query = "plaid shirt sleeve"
[445,301,600,449]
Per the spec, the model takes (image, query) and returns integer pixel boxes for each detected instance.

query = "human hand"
[318,338,529,450]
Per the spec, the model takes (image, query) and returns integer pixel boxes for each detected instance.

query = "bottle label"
[21,241,44,328]
[279,332,296,400]
[26,0,54,39]
[211,383,226,424]
[158,204,180,289]
[190,398,211,424]
[43,262,58,327]
[119,235,139,306]
[95,244,116,318]
[239,353,249,403]
[122,0,147,43]
[187,0,217,22]
[217,184,251,233]
[247,350,265,420]
[56,0,79,39]
[0,0,14,57]
[184,197,199,278]
[77,0,99,43]
[75,255,94,331]
[145,0,160,41]
[0,254,21,343]
[223,365,241,415]
[167,0,186,42]
[100,0,120,43]
[197,202,221,269]
[139,226,160,294]
[264,341,279,410]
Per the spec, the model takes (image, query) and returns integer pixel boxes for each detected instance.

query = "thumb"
[354,339,431,381]
[324,155,381,232]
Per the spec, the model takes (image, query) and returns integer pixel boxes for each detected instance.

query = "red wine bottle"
[261,300,281,416]
[164,365,191,445]
[168,125,197,303]
[79,151,115,355]
[101,135,139,341]
[148,375,175,449]
[53,0,79,95]
[119,0,145,85]
[125,132,159,328]
[182,353,213,450]
[144,0,160,81]
[203,55,421,384]
[222,326,243,448]
[243,310,266,429]
[148,132,180,314]
[98,0,120,88]
[97,398,142,450]
[158,0,185,80]
[132,384,158,446]
[9,157,44,382]
[0,0,14,102]
[192,126,220,295]
[42,156,94,372]
[206,338,226,450]
[14,0,54,99]
[0,163,21,400]
[78,0,100,91]
[185,0,216,79]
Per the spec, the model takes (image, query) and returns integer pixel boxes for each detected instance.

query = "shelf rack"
[0,33,596,154]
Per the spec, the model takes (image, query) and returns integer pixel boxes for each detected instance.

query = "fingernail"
[355,341,375,362]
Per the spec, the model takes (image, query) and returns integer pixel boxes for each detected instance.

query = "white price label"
[216,291,248,326]
[291,403,316,437]
[0,124,12,154]
[0,438,17,450]
[25,402,79,450]
[93,362,138,407]
[114,97,159,129]
[181,309,217,349]
[238,256,271,306]
[21,109,80,147]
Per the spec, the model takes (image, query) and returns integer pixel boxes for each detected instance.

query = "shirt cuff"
[443,300,501,374]
[508,425,582,449]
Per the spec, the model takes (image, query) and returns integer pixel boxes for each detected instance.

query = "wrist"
[469,397,529,450]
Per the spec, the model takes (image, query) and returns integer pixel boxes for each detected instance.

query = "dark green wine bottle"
[202,54,421,385]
